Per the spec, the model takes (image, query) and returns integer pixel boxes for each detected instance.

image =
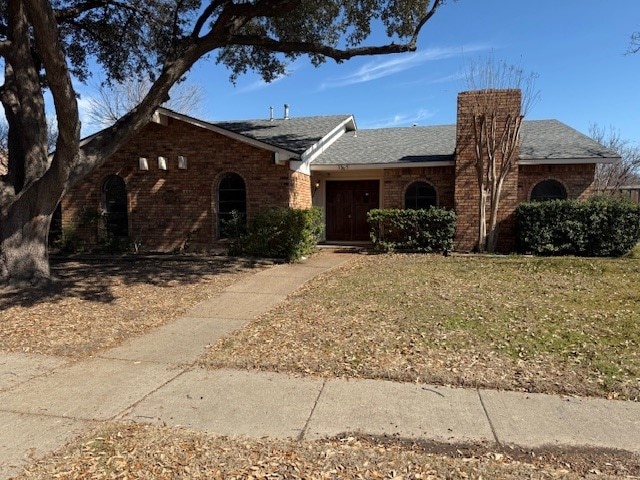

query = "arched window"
[404,181,437,209]
[103,175,128,237]
[218,172,246,238]
[530,179,567,201]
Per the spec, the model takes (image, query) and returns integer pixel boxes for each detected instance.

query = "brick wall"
[518,164,595,201]
[382,166,455,209]
[454,89,522,252]
[62,117,306,252]
[288,170,312,209]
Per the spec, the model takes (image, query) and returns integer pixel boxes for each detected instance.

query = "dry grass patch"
[0,255,266,358]
[202,253,640,400]
[17,422,639,479]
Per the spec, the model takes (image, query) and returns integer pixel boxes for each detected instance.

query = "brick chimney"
[454,89,522,252]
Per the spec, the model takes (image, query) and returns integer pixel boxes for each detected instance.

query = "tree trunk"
[0,179,61,283]
[477,187,488,252]
[486,186,502,253]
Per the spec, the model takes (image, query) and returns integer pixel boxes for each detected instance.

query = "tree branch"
[25,0,80,174]
[218,34,418,61]
[54,0,112,21]
[192,0,228,39]
[6,0,49,189]
[409,0,446,46]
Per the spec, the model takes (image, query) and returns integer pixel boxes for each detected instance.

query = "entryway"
[325,180,379,241]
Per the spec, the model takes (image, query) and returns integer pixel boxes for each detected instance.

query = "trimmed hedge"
[516,196,640,257]
[229,207,323,261]
[367,208,456,252]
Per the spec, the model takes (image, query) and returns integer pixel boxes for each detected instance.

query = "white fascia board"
[289,160,311,175]
[298,116,356,165]
[519,157,620,165]
[151,111,169,126]
[156,109,298,163]
[310,160,454,171]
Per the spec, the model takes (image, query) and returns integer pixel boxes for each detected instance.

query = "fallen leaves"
[201,253,640,400]
[0,255,266,358]
[19,423,635,479]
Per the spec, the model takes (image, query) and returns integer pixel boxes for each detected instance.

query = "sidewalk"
[1,249,639,478]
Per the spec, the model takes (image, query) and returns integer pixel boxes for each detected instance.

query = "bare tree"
[589,124,640,192]
[464,56,539,253]
[86,79,204,129]
[630,31,640,54]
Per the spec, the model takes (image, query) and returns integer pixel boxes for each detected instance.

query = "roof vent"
[284,104,290,120]
[269,106,274,121]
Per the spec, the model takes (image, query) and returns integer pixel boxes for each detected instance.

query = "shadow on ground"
[0,254,267,309]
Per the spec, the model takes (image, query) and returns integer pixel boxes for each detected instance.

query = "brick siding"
[382,166,455,209]
[62,118,311,252]
[518,164,595,201]
[62,97,599,253]
[288,170,312,209]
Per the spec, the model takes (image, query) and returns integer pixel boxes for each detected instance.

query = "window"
[530,179,567,201]
[218,172,246,237]
[405,181,437,209]
[103,175,128,237]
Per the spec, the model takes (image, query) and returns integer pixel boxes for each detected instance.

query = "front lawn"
[0,256,264,358]
[201,253,640,400]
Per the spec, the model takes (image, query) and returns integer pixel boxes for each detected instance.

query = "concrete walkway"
[1,250,640,477]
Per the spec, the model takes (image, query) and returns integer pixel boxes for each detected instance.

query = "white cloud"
[319,44,489,90]
[236,73,288,94]
[361,108,434,129]
[236,60,303,93]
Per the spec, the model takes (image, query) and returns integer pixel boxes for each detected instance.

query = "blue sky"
[78,1,640,143]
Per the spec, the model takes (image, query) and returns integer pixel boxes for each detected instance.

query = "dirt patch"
[17,423,639,479]
[0,254,268,358]
[201,253,640,400]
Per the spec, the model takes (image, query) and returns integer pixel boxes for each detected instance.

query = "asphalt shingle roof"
[214,115,352,155]
[159,108,619,164]
[314,125,455,165]
[314,119,619,166]
[519,120,620,160]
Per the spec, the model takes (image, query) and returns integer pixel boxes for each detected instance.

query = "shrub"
[516,196,640,257]
[230,207,323,261]
[367,208,456,253]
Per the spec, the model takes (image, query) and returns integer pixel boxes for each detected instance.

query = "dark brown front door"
[326,180,379,241]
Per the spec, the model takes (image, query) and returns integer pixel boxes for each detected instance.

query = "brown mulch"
[16,423,640,479]
[0,255,269,358]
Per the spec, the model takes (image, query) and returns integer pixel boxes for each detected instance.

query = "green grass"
[203,253,640,400]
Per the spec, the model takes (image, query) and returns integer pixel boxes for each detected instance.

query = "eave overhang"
[310,160,455,171]
[153,109,300,162]
[518,156,620,165]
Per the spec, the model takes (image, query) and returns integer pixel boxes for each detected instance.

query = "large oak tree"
[0,0,448,283]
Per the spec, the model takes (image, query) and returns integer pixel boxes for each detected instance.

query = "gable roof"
[312,119,619,169]
[214,115,354,156]
[155,108,354,162]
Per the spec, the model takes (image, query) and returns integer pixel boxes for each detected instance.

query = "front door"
[326,180,379,241]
